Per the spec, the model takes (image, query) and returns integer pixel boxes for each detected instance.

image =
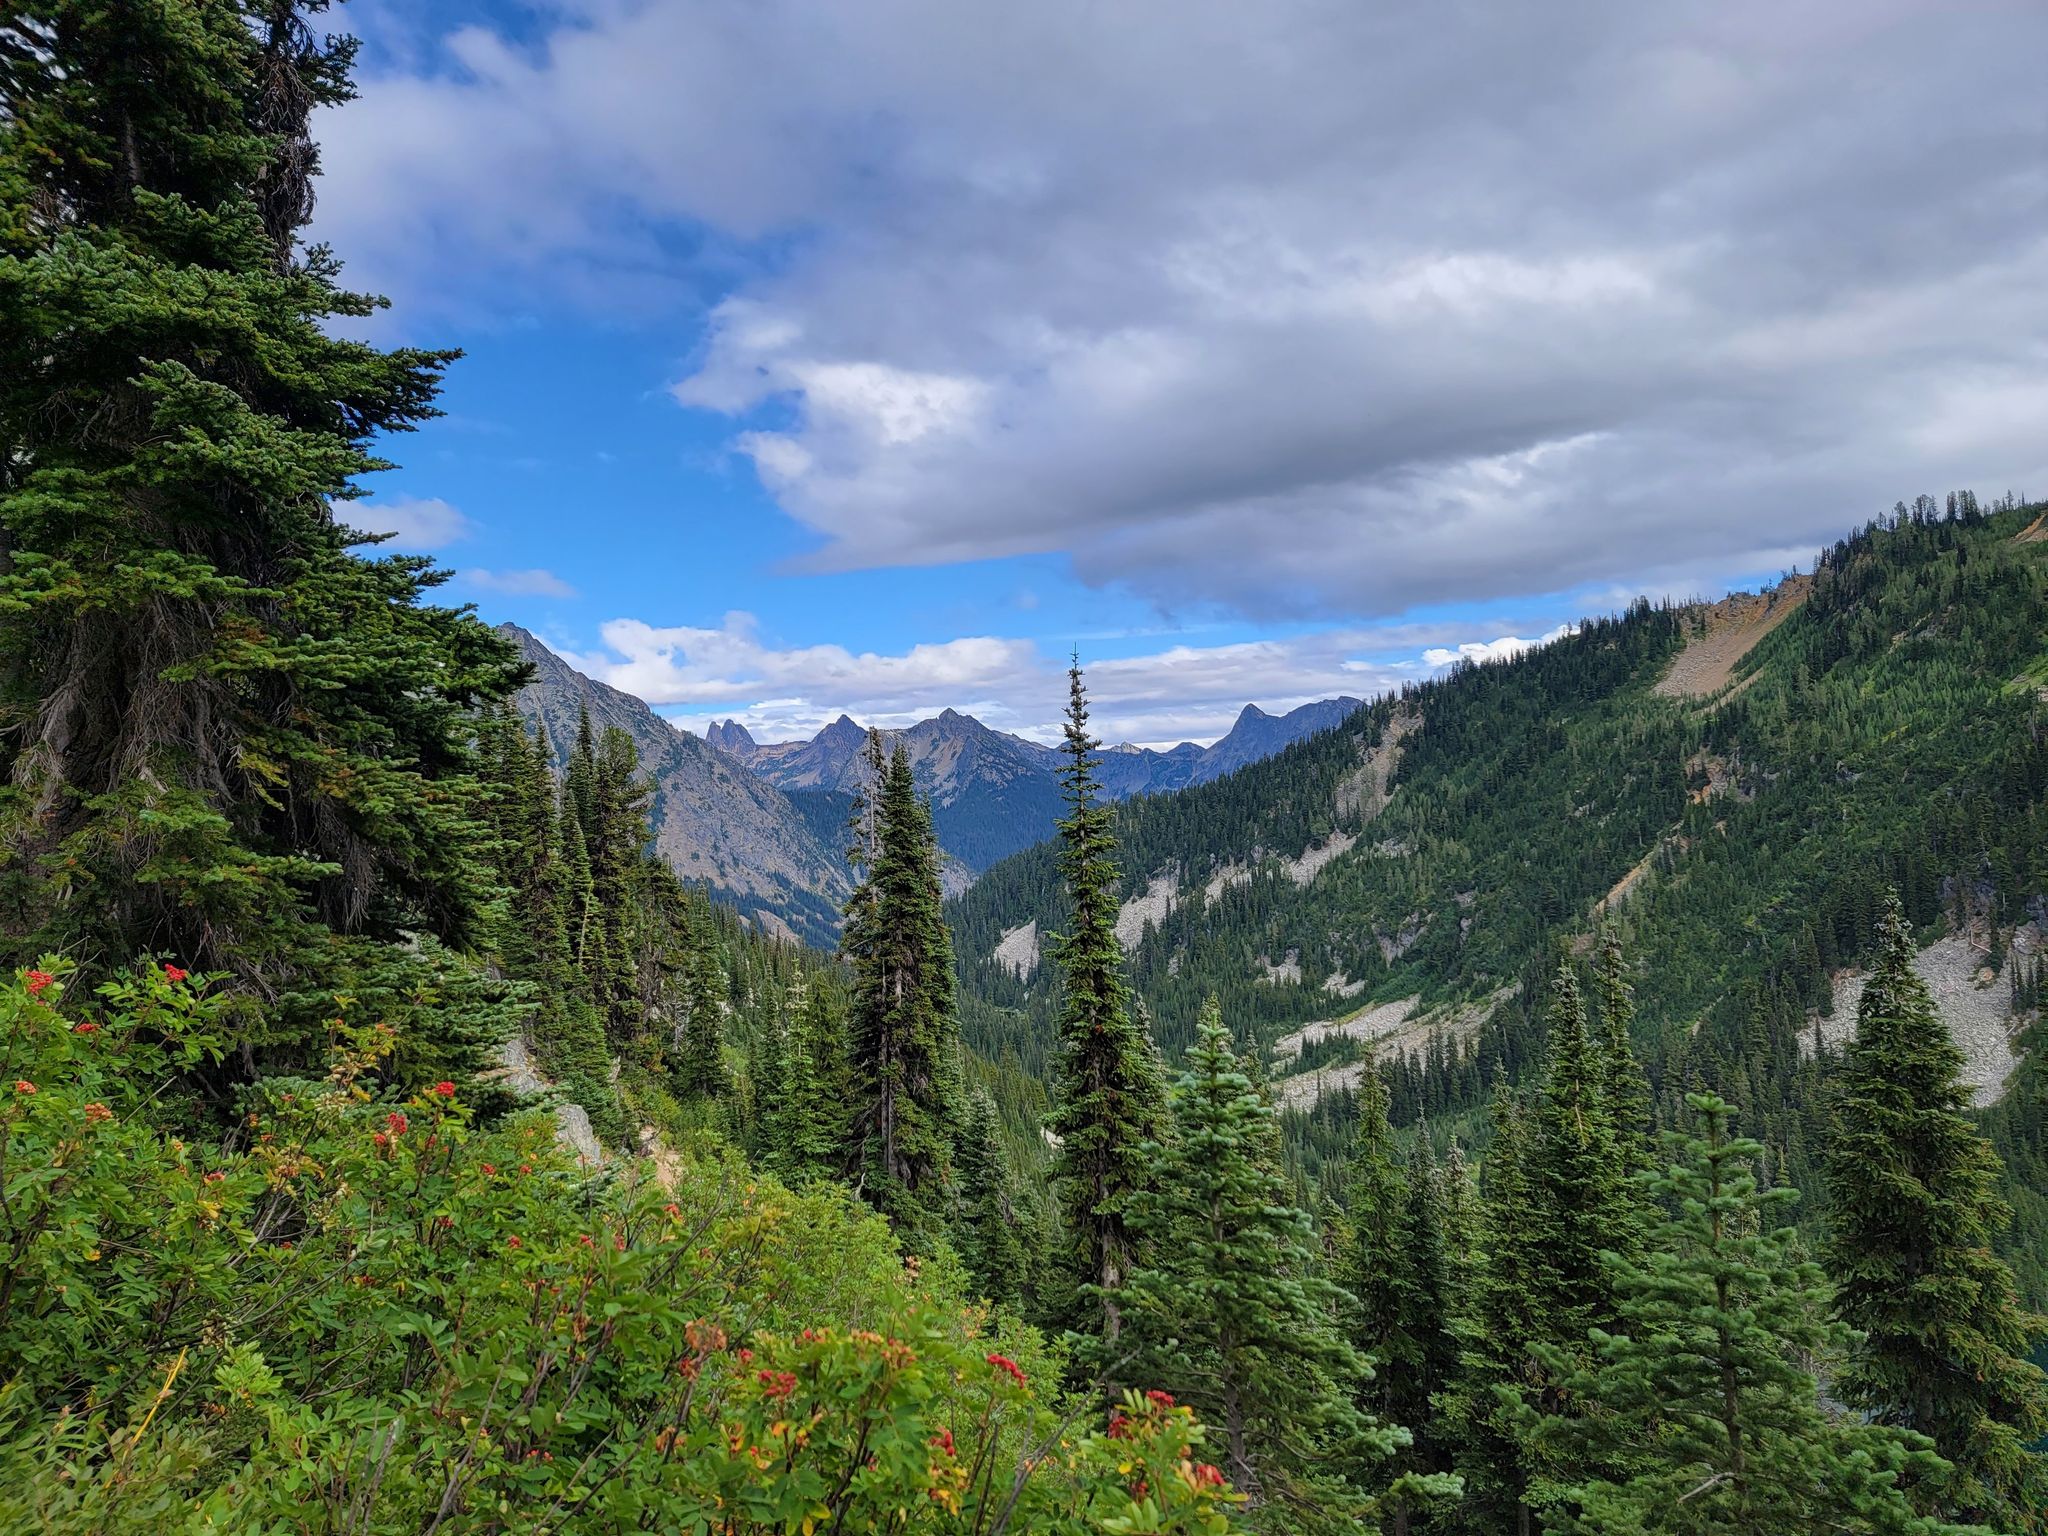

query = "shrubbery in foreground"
[0,964,1243,1535]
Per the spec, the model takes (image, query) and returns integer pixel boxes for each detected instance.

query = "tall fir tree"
[676,896,731,1099]
[955,1087,1026,1307]
[1122,1000,1442,1530]
[1045,660,1167,1345]
[0,0,527,1076]
[1446,1087,1544,1535]
[1344,1053,1414,1420]
[1535,1092,1980,1536]
[1825,892,2048,1531]
[840,740,960,1246]
[1592,929,1654,1185]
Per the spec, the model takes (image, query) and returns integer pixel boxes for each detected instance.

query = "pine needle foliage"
[1045,660,1168,1344]
[0,0,527,1073]
[1825,891,2048,1530]
[1536,1092,1986,1536]
[1123,999,1446,1532]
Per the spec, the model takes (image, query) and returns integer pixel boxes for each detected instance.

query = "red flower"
[519,1163,532,1175]
[12,1080,34,1095]
[736,1347,754,1364]
[506,1235,522,1249]
[1107,1410,1133,1439]
[74,1021,97,1034]
[163,964,188,983]
[928,1426,956,1457]
[481,1163,496,1176]
[579,1234,594,1247]
[372,1132,390,1149]
[986,1353,1027,1386]
[84,1102,113,1124]
[433,1081,456,1099]
[203,1170,225,1184]
[386,1112,408,1135]
[662,1202,680,1217]
[1145,1389,1176,1410]
[24,970,53,996]
[1192,1463,1226,1488]
[758,1369,798,1401]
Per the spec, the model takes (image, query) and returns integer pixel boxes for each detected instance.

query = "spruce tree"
[0,0,527,1072]
[1344,1053,1414,1417]
[1825,893,2048,1530]
[955,1088,1026,1307]
[1443,1086,1545,1534]
[1537,1092,1981,1536]
[1592,929,1654,1184]
[771,976,848,1186]
[1121,1000,1437,1527]
[1045,660,1166,1344]
[1400,1123,1461,1481]
[840,741,960,1245]
[676,897,730,1099]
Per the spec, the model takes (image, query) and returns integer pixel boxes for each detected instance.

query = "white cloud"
[316,0,2048,620]
[579,610,1589,748]
[1422,624,1578,668]
[461,568,580,598]
[347,496,475,550]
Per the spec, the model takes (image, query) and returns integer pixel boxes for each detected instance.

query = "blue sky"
[315,0,2046,745]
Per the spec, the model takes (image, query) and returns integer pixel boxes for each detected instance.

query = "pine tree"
[676,897,730,1099]
[1536,1092,1980,1536]
[1825,892,2048,1530]
[1122,1000,1436,1527]
[0,0,527,1073]
[1529,964,1635,1347]
[1592,930,1654,1184]
[772,976,848,1185]
[1400,1123,1461,1483]
[840,741,960,1245]
[955,1088,1026,1306]
[1344,1054,1413,1417]
[1045,660,1167,1345]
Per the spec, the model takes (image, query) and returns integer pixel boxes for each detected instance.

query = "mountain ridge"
[710,693,1365,870]
[499,625,851,945]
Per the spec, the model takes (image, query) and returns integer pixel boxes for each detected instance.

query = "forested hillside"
[954,501,2048,1280]
[2,4,2042,1533]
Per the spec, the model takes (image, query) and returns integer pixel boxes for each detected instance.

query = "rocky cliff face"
[502,626,851,946]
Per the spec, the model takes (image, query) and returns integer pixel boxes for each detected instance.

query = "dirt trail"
[1654,575,1811,699]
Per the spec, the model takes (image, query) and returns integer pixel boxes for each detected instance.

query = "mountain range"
[709,696,1363,871]
[504,623,1361,929]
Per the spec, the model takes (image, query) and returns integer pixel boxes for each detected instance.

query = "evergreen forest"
[0,4,2042,1534]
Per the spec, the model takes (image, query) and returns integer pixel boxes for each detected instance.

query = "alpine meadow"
[1,4,2045,1535]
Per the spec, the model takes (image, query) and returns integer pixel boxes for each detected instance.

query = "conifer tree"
[677,897,731,1099]
[0,0,527,1072]
[1537,1092,1980,1536]
[956,1088,1026,1306]
[1446,1088,1544,1534]
[841,741,960,1245]
[1122,1000,1439,1526]
[1400,1123,1461,1480]
[1529,965,1635,1345]
[1344,1054,1413,1412]
[1045,660,1167,1344]
[1825,893,2048,1530]
[771,976,849,1185]
[1592,930,1654,1183]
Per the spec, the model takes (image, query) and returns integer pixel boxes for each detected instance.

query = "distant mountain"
[500,626,851,946]
[710,695,1364,873]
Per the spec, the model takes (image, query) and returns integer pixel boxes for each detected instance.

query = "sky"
[314,0,2048,747]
